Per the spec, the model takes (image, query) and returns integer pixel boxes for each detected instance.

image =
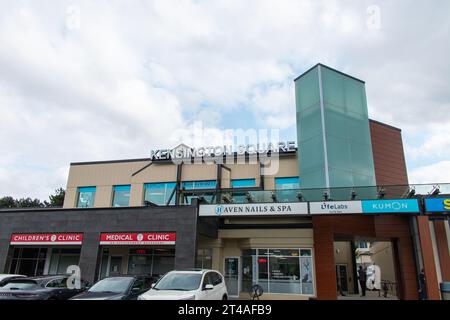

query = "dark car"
[0,275,88,300]
[70,276,153,300]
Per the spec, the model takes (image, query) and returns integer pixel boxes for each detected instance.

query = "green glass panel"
[324,108,348,140]
[298,135,324,173]
[322,67,345,108]
[328,168,354,188]
[326,135,351,171]
[298,104,322,143]
[349,142,376,177]
[295,67,320,111]
[344,78,368,116]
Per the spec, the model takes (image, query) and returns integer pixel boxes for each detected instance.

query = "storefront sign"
[425,198,450,213]
[199,203,308,217]
[10,233,83,245]
[150,141,297,161]
[99,233,176,245]
[309,201,362,215]
[362,199,420,214]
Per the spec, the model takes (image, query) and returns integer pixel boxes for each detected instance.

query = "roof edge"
[294,63,365,84]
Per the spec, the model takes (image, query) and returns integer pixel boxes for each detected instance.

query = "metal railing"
[180,183,450,205]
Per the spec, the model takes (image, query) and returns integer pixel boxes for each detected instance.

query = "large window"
[127,248,175,277]
[196,249,213,269]
[241,248,314,295]
[48,248,81,275]
[182,181,217,205]
[77,187,96,208]
[274,177,300,202]
[275,177,300,190]
[112,185,131,207]
[9,248,47,276]
[144,182,176,206]
[231,179,256,188]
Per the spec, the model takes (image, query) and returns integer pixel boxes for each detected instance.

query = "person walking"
[419,269,427,300]
[358,266,367,297]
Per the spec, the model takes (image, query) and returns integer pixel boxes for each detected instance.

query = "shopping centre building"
[0,64,449,300]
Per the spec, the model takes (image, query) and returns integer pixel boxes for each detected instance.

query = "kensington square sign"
[199,203,308,217]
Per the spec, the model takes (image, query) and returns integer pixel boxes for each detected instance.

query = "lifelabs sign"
[99,232,176,245]
[10,233,83,245]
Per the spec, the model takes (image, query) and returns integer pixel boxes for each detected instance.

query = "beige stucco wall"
[370,242,396,283]
[64,155,298,208]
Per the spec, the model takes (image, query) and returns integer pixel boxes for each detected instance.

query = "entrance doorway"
[108,256,123,276]
[224,257,240,298]
[334,240,399,300]
[336,264,349,294]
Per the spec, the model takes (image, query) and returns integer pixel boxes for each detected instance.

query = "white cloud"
[409,161,450,185]
[0,0,449,199]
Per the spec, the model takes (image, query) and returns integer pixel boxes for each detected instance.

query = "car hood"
[70,291,125,300]
[140,289,196,300]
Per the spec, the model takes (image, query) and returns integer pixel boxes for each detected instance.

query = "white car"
[138,269,228,300]
[0,274,26,287]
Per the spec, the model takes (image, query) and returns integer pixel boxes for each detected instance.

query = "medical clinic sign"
[100,233,176,245]
[10,233,83,245]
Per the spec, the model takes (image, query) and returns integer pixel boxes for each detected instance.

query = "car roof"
[169,269,219,274]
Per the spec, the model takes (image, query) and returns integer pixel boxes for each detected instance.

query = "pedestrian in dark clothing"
[358,266,367,297]
[419,269,427,300]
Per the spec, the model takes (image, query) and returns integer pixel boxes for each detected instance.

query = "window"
[77,187,96,208]
[9,248,47,276]
[182,181,217,205]
[275,177,300,190]
[48,248,81,275]
[127,248,175,277]
[144,182,176,206]
[231,179,256,188]
[46,278,68,288]
[182,181,217,190]
[196,249,212,269]
[241,248,314,295]
[112,185,131,207]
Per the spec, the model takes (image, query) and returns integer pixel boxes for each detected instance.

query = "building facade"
[0,64,449,300]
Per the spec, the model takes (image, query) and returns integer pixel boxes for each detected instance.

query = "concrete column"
[434,221,450,282]
[416,216,441,300]
[78,231,101,285]
[312,216,337,300]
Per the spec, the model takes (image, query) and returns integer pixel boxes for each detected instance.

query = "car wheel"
[222,295,228,300]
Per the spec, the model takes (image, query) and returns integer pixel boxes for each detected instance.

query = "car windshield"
[1,281,38,290]
[154,273,202,291]
[88,278,133,294]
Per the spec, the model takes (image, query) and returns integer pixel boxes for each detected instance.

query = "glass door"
[336,264,348,293]
[108,256,123,276]
[224,257,240,298]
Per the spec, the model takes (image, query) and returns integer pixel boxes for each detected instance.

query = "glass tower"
[295,64,376,197]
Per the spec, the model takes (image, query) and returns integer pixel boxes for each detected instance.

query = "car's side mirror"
[204,284,214,291]
[151,283,156,288]
[131,287,141,294]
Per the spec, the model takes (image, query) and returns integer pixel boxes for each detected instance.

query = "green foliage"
[0,188,65,209]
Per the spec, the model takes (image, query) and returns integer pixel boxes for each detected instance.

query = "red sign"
[10,233,83,245]
[99,232,176,245]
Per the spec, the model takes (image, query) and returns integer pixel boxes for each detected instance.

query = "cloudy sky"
[0,0,449,201]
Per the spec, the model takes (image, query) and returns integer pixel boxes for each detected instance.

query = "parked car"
[0,274,26,287]
[0,275,88,300]
[138,269,228,300]
[70,275,152,300]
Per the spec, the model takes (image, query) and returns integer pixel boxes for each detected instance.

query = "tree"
[47,188,65,207]
[0,188,65,209]
[15,197,45,208]
[0,196,17,208]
